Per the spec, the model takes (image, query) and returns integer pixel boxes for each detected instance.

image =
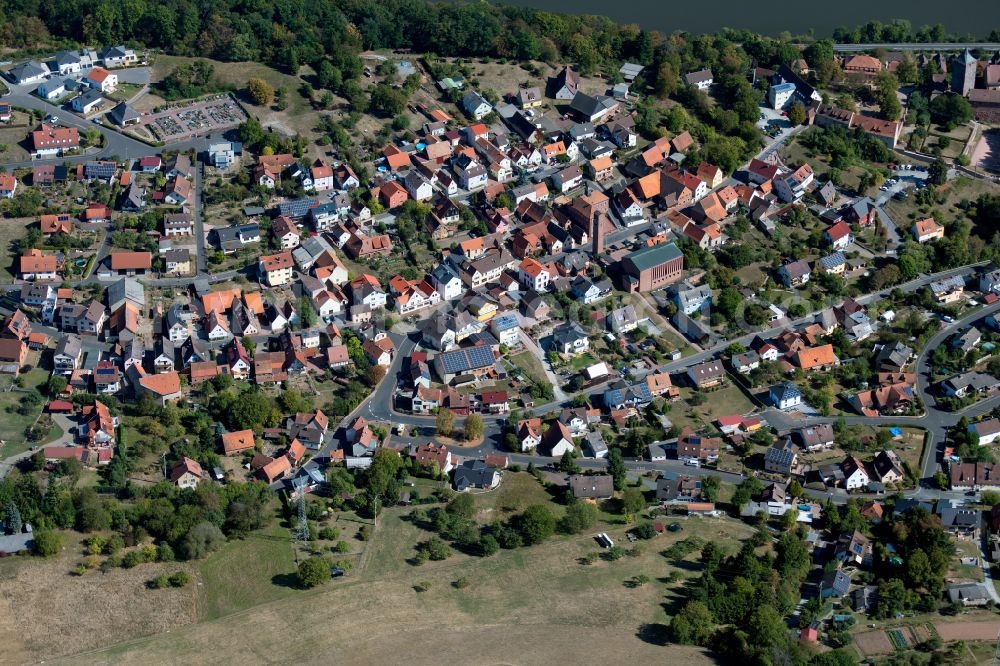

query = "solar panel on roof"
[440,346,494,373]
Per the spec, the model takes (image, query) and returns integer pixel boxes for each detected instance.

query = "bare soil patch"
[855,630,895,657]
[935,620,1000,642]
[971,128,1000,174]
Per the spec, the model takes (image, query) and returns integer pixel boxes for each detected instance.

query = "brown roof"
[109,251,152,270]
[138,371,181,396]
[794,344,838,369]
[19,249,58,274]
[221,429,256,455]
[258,455,291,483]
[260,252,294,271]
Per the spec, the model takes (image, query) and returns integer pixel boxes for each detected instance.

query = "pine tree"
[4,501,22,535]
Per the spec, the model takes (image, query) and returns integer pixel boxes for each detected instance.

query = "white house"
[970,418,1000,446]
[769,382,802,410]
[430,264,464,301]
[404,172,433,201]
[518,258,550,292]
[841,456,870,491]
[36,79,65,100]
[462,91,493,120]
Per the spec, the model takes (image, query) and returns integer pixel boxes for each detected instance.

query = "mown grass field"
[198,517,298,619]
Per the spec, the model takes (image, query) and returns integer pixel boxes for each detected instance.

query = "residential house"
[841,456,871,491]
[568,474,614,500]
[778,259,811,287]
[686,361,725,389]
[913,217,944,243]
[770,382,802,410]
[454,460,501,491]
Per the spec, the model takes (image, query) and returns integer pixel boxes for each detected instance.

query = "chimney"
[591,213,604,256]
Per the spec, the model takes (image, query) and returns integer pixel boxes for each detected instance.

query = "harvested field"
[855,629,895,657]
[0,539,200,663]
[935,620,1000,642]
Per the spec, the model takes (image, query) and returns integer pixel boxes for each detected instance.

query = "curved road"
[344,267,1000,507]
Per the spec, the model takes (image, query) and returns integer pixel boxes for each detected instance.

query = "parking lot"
[142,95,247,142]
[876,165,930,206]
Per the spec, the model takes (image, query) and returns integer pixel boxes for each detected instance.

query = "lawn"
[198,513,297,619]
[106,83,143,103]
[0,366,59,459]
[780,137,869,192]
[884,176,997,234]
[63,492,753,666]
[0,217,33,283]
[509,349,547,383]
[0,123,31,163]
[948,539,984,583]
[672,384,758,433]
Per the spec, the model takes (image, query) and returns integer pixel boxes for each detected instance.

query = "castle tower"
[952,49,977,96]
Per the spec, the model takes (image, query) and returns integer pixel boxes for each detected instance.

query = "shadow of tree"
[271,572,300,589]
[635,623,672,646]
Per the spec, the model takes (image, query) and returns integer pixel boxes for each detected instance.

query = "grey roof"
[101,45,131,59]
[55,333,82,359]
[619,63,644,78]
[875,341,912,370]
[552,321,587,347]
[684,69,714,85]
[108,102,139,126]
[9,60,49,81]
[820,251,846,270]
[121,181,145,209]
[53,51,81,67]
[436,346,495,374]
[568,92,617,119]
[75,88,103,107]
[164,248,190,263]
[948,583,990,604]
[462,91,491,112]
[584,430,607,456]
[454,459,498,490]
[821,569,852,596]
[107,277,144,311]
[765,445,796,468]
[771,381,801,402]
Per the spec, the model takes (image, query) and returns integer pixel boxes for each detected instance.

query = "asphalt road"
[342,261,999,507]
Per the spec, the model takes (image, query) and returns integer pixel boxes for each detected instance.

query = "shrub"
[297,556,331,588]
[318,527,340,541]
[122,550,145,568]
[169,571,192,587]
[181,522,225,560]
[33,530,60,557]
[332,540,350,553]
[149,575,170,589]
[453,576,471,589]
[158,543,176,562]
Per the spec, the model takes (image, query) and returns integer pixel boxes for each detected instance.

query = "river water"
[496,0,1000,38]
